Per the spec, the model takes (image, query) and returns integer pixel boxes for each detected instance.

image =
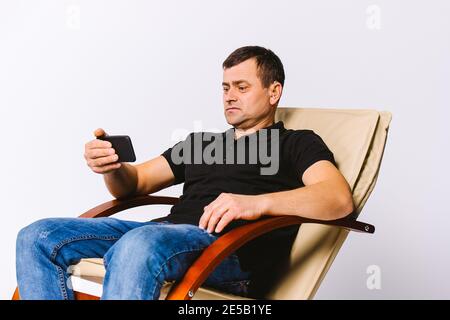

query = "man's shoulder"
[281,128,323,143]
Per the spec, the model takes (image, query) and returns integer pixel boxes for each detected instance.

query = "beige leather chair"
[13,107,392,300]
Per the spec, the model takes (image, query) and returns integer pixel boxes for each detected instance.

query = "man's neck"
[233,117,275,140]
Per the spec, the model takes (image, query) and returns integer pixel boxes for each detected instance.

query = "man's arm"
[103,156,176,200]
[199,160,354,233]
[85,128,177,200]
[258,160,354,221]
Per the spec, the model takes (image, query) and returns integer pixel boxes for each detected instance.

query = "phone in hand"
[98,135,136,162]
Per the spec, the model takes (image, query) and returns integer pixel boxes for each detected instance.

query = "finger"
[214,211,235,233]
[207,205,228,233]
[199,197,225,229]
[87,139,112,149]
[92,162,121,174]
[85,148,116,160]
[89,154,119,167]
[199,206,213,230]
[94,128,108,138]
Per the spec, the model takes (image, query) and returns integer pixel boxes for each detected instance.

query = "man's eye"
[239,87,247,91]
[223,88,229,92]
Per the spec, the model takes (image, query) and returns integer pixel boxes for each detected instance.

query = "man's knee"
[104,224,188,272]
[16,218,70,255]
[104,226,162,263]
[18,218,58,245]
[103,223,212,275]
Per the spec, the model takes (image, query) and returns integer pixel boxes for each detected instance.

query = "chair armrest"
[78,194,180,218]
[165,215,374,300]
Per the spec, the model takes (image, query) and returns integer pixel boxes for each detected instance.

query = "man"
[16,46,354,299]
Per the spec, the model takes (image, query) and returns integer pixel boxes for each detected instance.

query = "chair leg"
[74,291,100,300]
[12,287,20,300]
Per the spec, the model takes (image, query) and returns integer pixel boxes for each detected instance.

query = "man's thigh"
[102,222,251,291]
[18,217,153,266]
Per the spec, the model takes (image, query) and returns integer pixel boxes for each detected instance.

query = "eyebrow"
[222,80,250,86]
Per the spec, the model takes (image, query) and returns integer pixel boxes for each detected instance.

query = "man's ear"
[269,81,283,105]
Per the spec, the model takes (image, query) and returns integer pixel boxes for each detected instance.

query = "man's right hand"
[84,128,122,174]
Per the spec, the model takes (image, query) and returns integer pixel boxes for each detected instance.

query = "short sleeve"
[288,130,337,183]
[160,135,190,185]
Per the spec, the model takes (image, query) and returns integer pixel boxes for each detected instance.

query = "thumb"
[94,128,108,138]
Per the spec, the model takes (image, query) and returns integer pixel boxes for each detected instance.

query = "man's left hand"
[198,193,265,234]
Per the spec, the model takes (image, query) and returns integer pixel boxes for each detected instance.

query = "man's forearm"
[103,163,138,200]
[257,180,354,221]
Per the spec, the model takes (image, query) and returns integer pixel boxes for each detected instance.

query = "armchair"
[13,107,391,300]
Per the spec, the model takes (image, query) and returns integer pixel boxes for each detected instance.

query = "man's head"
[222,46,285,129]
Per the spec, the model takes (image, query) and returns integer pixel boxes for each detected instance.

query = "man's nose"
[225,88,238,102]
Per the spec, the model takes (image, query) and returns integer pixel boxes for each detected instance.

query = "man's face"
[222,58,275,128]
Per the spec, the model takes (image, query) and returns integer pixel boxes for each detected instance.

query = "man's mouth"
[226,107,240,112]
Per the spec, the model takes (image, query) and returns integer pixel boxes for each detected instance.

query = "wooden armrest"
[165,215,374,300]
[78,194,180,218]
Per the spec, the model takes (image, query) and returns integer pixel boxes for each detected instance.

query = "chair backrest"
[268,107,392,299]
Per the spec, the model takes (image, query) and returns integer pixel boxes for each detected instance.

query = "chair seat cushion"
[69,258,252,300]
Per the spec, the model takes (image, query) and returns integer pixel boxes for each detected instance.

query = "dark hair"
[222,46,285,88]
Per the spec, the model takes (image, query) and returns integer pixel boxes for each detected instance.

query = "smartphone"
[97,135,136,162]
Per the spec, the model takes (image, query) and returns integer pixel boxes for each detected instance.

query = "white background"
[1,0,449,299]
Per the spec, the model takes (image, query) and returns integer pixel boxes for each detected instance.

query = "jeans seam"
[50,234,121,262]
[206,278,251,297]
[151,247,206,299]
[56,265,69,300]
[216,279,251,285]
[49,234,121,300]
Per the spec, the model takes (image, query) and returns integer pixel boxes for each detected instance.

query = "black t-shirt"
[152,120,336,296]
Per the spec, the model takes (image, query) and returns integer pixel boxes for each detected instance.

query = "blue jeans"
[16,217,252,300]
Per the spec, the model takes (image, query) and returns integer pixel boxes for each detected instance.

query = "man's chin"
[224,116,242,127]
